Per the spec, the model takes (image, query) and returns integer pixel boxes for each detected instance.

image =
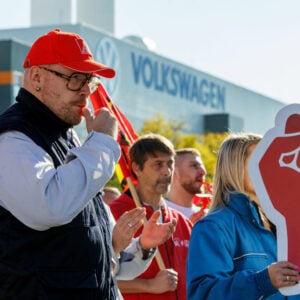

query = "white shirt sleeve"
[0,130,120,231]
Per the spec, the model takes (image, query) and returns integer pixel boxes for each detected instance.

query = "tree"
[106,113,228,203]
[138,113,227,182]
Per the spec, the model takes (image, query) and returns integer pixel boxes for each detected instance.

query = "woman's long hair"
[209,133,261,211]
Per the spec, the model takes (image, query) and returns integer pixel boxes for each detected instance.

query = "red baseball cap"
[23,29,115,78]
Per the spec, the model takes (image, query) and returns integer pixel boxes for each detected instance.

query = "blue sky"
[0,0,299,104]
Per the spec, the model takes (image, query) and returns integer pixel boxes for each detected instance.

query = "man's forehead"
[146,152,174,162]
[179,153,201,162]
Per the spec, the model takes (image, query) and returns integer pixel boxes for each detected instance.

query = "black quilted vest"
[0,88,118,300]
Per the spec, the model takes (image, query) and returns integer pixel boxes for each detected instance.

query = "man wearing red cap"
[0,29,176,299]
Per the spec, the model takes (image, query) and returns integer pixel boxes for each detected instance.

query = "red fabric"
[23,29,115,77]
[90,83,138,141]
[110,194,193,300]
[90,84,137,188]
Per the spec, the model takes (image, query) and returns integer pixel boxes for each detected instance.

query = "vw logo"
[95,37,119,97]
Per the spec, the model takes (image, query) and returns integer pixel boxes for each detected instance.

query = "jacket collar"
[16,88,71,134]
[227,193,261,224]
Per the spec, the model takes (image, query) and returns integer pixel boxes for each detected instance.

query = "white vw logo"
[95,37,119,97]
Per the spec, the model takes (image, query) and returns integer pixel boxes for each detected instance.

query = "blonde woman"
[187,133,300,300]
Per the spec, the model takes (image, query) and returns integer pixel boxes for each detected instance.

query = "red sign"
[249,103,300,296]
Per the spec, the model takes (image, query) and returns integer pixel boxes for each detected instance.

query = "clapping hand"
[140,210,177,249]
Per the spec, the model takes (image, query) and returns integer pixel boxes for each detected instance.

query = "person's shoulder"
[166,205,185,218]
[166,206,193,227]
[194,205,238,231]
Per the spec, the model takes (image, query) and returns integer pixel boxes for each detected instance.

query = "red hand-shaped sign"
[249,104,300,296]
[279,146,300,173]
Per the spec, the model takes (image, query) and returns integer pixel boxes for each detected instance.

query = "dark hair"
[129,133,175,170]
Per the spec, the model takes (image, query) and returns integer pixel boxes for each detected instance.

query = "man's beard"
[155,177,172,194]
[181,180,202,195]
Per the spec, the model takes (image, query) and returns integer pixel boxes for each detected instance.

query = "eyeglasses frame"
[38,66,100,93]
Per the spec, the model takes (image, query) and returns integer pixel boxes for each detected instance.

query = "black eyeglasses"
[39,66,100,93]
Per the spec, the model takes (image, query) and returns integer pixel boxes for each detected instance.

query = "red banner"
[249,104,300,296]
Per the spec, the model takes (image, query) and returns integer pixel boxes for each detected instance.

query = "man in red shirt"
[110,133,192,300]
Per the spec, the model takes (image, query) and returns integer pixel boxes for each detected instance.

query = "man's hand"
[83,107,118,140]
[140,210,177,249]
[147,269,178,293]
[112,207,146,254]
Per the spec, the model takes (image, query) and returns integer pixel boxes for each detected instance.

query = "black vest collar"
[16,88,71,134]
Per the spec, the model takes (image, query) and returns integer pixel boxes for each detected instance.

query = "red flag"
[90,83,137,190]
[90,83,138,141]
[90,83,166,270]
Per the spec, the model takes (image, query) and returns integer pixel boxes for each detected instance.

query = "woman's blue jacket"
[187,193,300,300]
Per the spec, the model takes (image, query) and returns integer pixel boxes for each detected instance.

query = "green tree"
[106,113,228,189]
[139,113,228,182]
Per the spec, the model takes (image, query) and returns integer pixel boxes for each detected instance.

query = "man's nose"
[80,81,91,95]
[163,166,173,177]
[199,166,206,176]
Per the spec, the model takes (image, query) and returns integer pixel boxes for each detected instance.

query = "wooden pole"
[127,177,166,270]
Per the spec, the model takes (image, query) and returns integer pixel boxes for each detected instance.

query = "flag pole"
[90,84,166,270]
[126,177,166,270]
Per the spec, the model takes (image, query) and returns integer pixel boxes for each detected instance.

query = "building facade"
[0,23,285,139]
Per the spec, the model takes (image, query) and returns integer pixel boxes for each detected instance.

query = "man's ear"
[131,161,140,177]
[29,66,42,86]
